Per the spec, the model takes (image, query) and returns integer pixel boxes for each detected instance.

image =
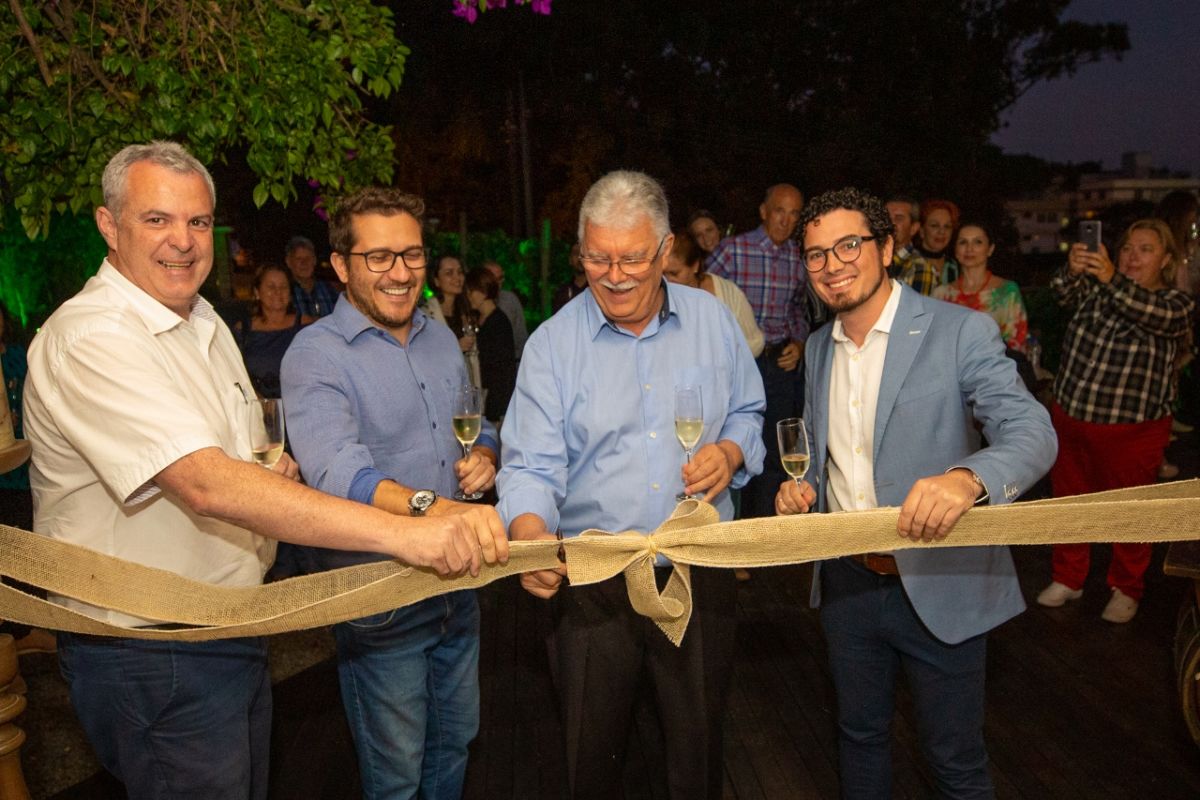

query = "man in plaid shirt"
[707,183,808,517]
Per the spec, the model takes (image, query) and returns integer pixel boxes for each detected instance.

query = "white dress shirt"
[825,280,902,513]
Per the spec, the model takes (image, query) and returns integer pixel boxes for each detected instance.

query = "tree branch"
[9,0,54,86]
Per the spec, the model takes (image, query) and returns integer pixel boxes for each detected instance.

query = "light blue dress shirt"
[281,295,497,569]
[496,282,766,542]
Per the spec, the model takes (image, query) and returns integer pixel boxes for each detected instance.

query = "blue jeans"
[334,590,480,800]
[57,632,271,800]
[819,558,993,800]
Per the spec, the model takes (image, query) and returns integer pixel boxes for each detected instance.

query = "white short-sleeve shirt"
[25,261,275,626]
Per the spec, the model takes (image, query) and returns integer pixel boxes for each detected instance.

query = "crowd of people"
[4,137,1199,800]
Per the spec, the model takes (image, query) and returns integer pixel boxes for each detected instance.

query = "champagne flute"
[776,417,810,485]
[674,384,704,501]
[249,398,286,469]
[453,384,484,500]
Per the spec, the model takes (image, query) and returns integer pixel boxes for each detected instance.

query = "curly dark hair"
[798,187,894,247]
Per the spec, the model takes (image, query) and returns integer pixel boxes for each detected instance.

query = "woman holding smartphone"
[1038,219,1194,622]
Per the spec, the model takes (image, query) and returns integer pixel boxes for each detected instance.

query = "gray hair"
[101,141,216,220]
[578,170,670,241]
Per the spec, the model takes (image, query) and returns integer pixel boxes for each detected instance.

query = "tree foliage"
[2,0,409,238]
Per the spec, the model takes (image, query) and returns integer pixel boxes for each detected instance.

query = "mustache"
[598,277,637,291]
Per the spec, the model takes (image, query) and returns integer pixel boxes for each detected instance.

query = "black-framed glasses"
[345,247,430,273]
[803,235,877,272]
[579,235,667,275]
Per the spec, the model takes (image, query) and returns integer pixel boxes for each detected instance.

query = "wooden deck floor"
[45,505,1200,799]
[260,542,1200,800]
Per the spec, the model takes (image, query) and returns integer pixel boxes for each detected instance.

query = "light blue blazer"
[807,283,1057,644]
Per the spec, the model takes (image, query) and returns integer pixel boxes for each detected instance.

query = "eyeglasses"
[803,235,877,272]
[579,235,667,275]
[345,247,430,273]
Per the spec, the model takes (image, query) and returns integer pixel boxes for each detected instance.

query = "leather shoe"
[1101,587,1138,623]
[1036,581,1083,607]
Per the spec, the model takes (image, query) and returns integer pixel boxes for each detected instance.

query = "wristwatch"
[409,489,438,517]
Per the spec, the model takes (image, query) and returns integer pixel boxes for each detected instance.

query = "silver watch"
[409,489,438,516]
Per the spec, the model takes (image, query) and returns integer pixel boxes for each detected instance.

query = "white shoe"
[1036,581,1083,607]
[1101,587,1138,623]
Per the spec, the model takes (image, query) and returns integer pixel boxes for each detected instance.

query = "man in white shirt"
[24,141,507,799]
[776,187,1055,799]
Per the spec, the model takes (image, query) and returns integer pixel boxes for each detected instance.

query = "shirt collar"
[583,279,674,339]
[331,292,427,345]
[97,259,215,335]
[750,225,799,254]
[831,279,903,343]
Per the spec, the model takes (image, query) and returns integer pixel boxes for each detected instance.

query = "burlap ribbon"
[2,480,1199,646]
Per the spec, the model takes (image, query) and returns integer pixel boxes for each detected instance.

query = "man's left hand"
[682,442,737,502]
[777,340,804,372]
[896,469,980,542]
[454,448,496,497]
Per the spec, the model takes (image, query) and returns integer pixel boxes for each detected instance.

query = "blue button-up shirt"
[281,295,497,569]
[706,225,809,345]
[496,282,765,543]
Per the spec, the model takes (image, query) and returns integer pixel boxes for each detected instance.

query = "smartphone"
[1079,220,1102,253]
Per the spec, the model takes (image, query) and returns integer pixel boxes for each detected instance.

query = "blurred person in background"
[663,230,764,359]
[933,220,1029,353]
[1038,219,1194,623]
[465,268,517,424]
[482,259,528,360]
[886,196,938,294]
[233,263,313,398]
[688,209,724,257]
[431,254,480,387]
[918,199,960,287]
[552,242,587,314]
[285,235,339,318]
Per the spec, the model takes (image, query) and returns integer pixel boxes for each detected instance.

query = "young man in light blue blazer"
[777,187,1056,799]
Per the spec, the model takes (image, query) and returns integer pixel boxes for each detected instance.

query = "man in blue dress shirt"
[497,170,766,799]
[281,187,503,800]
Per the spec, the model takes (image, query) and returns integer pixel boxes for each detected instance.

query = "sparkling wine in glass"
[453,385,484,500]
[675,384,704,501]
[249,398,286,469]
[776,417,810,485]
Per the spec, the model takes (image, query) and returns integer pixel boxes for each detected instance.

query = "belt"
[847,553,900,576]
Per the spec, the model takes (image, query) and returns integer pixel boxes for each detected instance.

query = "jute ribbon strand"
[2,480,1199,646]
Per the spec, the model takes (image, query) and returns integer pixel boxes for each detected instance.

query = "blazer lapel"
[811,330,834,511]
[873,286,929,462]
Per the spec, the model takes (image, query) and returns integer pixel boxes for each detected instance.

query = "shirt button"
[851,353,860,361]
[644,384,652,391]
[432,422,437,429]
[420,383,426,389]
[441,461,446,467]
[652,483,660,490]
[855,447,862,454]
[649,432,657,439]
[857,492,865,501]
[851,400,860,408]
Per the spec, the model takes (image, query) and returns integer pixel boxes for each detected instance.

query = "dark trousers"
[820,558,993,800]
[550,567,737,800]
[741,350,804,518]
[58,633,272,800]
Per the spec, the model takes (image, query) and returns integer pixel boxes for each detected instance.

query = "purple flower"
[452,0,477,23]
[530,0,551,13]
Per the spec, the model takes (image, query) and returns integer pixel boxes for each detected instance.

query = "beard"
[346,276,417,332]
[821,264,887,315]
